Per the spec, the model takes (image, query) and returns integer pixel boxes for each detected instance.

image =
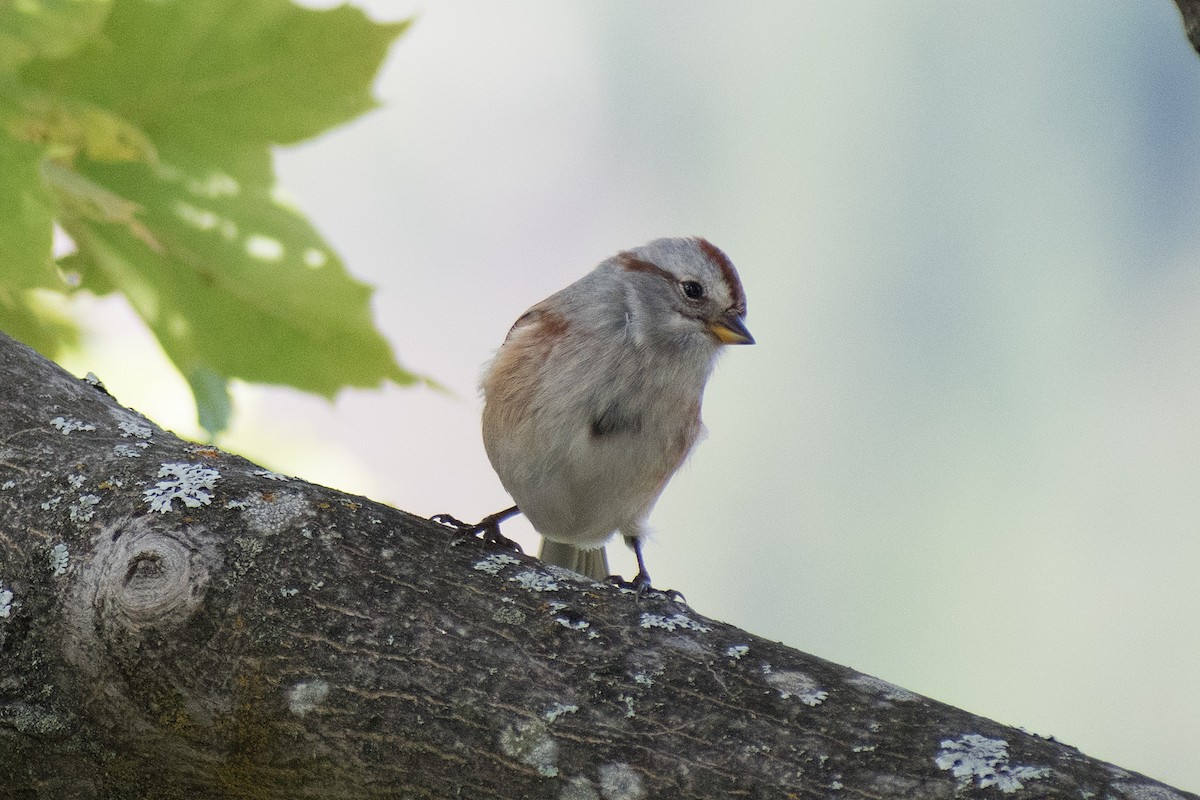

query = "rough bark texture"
[0,331,1194,800]
[1176,0,1200,56]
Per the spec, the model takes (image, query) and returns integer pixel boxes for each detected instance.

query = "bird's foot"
[606,571,686,603]
[430,509,524,553]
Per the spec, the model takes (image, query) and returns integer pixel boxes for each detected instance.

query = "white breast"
[481,314,714,548]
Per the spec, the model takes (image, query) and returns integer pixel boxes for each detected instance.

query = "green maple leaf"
[0,0,416,436]
[0,0,111,74]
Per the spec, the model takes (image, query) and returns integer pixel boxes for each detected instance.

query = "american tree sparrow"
[437,237,753,589]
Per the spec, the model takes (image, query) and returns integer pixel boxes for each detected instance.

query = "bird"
[440,237,753,590]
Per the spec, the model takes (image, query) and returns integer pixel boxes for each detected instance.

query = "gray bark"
[0,330,1194,799]
[1176,0,1200,56]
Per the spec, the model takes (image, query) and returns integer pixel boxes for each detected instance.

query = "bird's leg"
[608,537,686,603]
[430,505,523,553]
[630,537,653,592]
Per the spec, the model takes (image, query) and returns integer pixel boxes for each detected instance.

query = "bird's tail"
[538,539,609,581]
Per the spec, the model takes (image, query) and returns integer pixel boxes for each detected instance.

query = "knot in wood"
[93,518,217,631]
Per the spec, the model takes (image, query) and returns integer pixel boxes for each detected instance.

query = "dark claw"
[430,507,523,553]
[479,523,523,553]
[614,537,686,602]
[605,572,686,604]
[430,513,469,529]
[656,587,687,603]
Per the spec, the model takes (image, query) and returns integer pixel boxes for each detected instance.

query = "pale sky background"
[62,2,1200,792]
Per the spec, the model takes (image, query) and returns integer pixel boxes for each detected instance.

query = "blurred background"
[57,1,1200,791]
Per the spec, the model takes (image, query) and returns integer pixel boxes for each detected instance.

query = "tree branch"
[0,330,1192,799]
[1176,0,1200,56]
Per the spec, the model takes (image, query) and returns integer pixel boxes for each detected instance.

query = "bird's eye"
[680,280,704,300]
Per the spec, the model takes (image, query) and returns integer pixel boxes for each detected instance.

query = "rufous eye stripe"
[618,240,746,316]
[695,238,746,315]
[617,252,676,283]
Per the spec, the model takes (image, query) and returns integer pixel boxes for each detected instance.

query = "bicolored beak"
[709,312,755,345]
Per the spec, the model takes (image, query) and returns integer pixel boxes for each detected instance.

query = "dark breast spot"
[590,405,642,438]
